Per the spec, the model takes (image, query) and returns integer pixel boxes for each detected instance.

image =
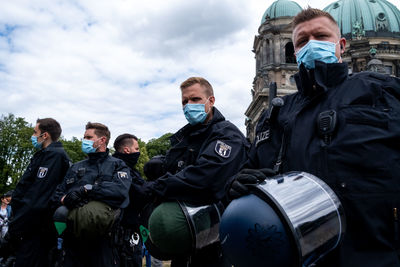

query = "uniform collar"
[34,141,62,155]
[88,149,109,161]
[46,141,62,149]
[171,107,225,145]
[295,61,348,96]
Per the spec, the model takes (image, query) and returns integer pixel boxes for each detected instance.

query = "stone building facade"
[245,0,400,141]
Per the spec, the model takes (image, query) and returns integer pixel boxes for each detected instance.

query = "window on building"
[385,65,392,75]
[285,42,296,64]
[376,13,389,31]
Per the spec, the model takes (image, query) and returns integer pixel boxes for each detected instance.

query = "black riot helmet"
[220,172,346,267]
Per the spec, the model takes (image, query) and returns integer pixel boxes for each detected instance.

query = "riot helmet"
[220,171,346,267]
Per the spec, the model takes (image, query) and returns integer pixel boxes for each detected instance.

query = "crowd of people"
[1,7,400,267]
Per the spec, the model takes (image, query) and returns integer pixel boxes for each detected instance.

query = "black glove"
[63,187,87,209]
[0,231,17,259]
[228,168,276,200]
[144,155,166,181]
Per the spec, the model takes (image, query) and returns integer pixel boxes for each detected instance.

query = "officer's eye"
[191,97,202,102]
[296,39,306,48]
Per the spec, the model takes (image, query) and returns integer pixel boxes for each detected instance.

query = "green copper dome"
[324,0,400,38]
[261,0,302,24]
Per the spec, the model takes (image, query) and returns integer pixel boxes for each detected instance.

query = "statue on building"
[367,47,387,74]
[352,20,365,40]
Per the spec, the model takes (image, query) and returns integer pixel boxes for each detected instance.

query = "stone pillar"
[270,36,274,64]
[262,39,267,66]
[274,36,280,65]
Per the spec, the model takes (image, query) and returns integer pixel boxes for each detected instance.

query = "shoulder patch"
[118,171,128,179]
[37,167,48,178]
[255,130,270,147]
[215,140,232,158]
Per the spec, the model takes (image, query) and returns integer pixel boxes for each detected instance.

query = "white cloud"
[0,0,399,145]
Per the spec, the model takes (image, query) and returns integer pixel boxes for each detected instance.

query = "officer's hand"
[228,168,276,200]
[144,155,166,181]
[63,187,86,209]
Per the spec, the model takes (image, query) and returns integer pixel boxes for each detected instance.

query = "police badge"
[118,171,128,179]
[215,140,232,158]
[37,167,48,178]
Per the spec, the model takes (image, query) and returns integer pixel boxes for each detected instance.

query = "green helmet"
[67,201,120,240]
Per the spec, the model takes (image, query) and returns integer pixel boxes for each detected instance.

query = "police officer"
[113,133,146,267]
[144,77,249,267]
[9,118,70,267]
[228,8,400,267]
[52,122,131,267]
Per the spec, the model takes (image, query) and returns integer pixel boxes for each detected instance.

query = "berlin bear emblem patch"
[215,140,232,158]
[37,167,48,178]
[118,171,128,179]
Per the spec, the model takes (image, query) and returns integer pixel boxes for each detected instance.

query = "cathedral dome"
[324,0,400,38]
[261,0,302,24]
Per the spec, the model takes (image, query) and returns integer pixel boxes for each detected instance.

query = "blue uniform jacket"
[148,107,249,205]
[10,141,71,237]
[52,150,131,210]
[249,61,400,267]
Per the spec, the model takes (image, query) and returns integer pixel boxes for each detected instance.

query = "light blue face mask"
[296,40,339,69]
[81,139,97,154]
[31,135,43,149]
[183,99,210,125]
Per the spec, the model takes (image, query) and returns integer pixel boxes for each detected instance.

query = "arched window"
[285,42,296,64]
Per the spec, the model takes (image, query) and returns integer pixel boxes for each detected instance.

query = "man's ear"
[42,132,50,140]
[100,136,107,146]
[209,95,215,106]
[123,146,130,154]
[339,38,346,54]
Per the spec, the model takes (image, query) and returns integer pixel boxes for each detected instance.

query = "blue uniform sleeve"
[151,126,248,204]
[88,161,132,209]
[51,166,75,210]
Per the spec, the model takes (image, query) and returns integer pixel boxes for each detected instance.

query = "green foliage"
[137,139,149,178]
[0,114,35,192]
[0,112,174,189]
[146,133,173,159]
[60,136,87,163]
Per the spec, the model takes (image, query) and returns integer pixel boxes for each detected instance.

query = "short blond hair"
[293,7,341,37]
[180,77,214,97]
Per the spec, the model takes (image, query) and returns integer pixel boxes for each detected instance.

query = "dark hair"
[1,190,13,199]
[36,118,62,141]
[85,122,111,145]
[180,77,214,97]
[292,7,340,36]
[114,133,138,152]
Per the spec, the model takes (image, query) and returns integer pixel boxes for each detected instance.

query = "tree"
[60,136,87,163]
[0,114,35,192]
[146,133,173,159]
[136,139,149,178]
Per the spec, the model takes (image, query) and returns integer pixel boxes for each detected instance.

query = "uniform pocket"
[342,191,399,251]
[332,105,395,179]
[340,105,389,129]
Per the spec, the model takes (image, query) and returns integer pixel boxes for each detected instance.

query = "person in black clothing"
[228,8,400,267]
[113,133,145,267]
[143,77,249,267]
[8,118,71,267]
[52,122,131,267]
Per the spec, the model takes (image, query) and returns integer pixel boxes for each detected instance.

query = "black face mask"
[114,152,140,168]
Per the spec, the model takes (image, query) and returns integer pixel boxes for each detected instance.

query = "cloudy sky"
[1,0,399,144]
